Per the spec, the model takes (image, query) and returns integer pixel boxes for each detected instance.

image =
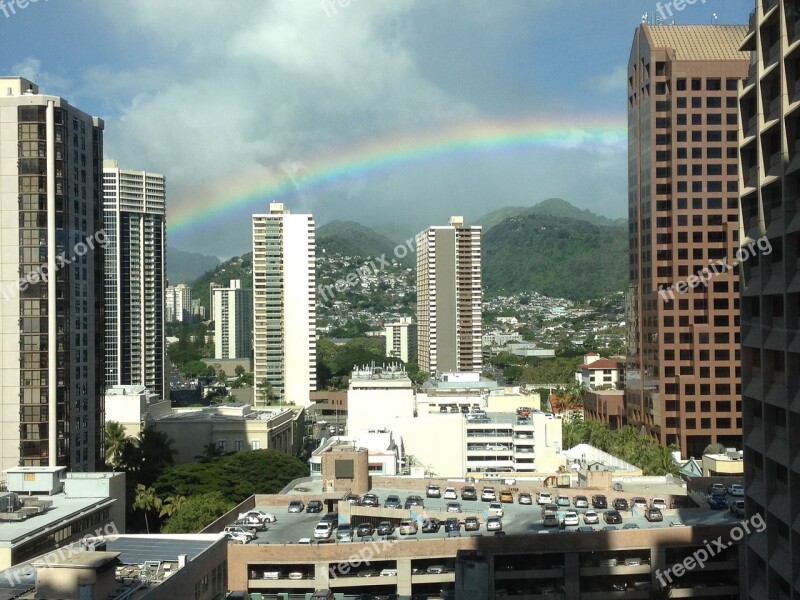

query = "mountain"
[317,220,409,261]
[482,212,627,300]
[190,253,253,315]
[475,198,624,231]
[167,246,220,285]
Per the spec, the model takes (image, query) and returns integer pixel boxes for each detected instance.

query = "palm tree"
[119,438,142,472]
[195,442,224,463]
[138,426,177,483]
[159,494,187,518]
[104,421,128,470]
[133,484,162,534]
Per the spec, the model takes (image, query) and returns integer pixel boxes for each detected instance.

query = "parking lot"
[241,486,742,545]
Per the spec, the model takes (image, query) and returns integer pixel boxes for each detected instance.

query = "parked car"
[708,483,726,495]
[730,499,746,518]
[651,498,667,510]
[288,500,305,513]
[306,500,323,513]
[728,484,745,497]
[446,502,462,513]
[426,565,448,574]
[336,524,352,542]
[613,498,629,511]
[356,523,374,537]
[604,510,623,524]
[486,517,503,531]
[426,485,441,498]
[556,495,570,507]
[488,502,504,517]
[443,487,458,500]
[644,508,663,522]
[707,494,728,510]
[464,516,480,531]
[573,495,589,508]
[562,511,579,526]
[518,492,532,505]
[404,495,424,509]
[314,522,334,539]
[320,512,339,524]
[631,497,647,509]
[230,518,264,532]
[583,510,600,524]
[376,521,394,536]
[462,486,477,501]
[591,495,608,509]
[288,570,304,580]
[361,493,379,507]
[379,568,398,577]
[444,518,460,532]
[481,487,497,502]
[537,492,552,505]
[499,490,514,503]
[398,519,418,535]
[422,517,441,533]
[384,495,402,509]
[622,523,640,530]
[223,526,256,540]
[240,510,277,524]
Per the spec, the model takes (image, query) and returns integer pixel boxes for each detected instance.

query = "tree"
[195,442,224,463]
[104,421,128,471]
[257,379,278,405]
[160,492,234,533]
[234,365,245,377]
[137,426,177,485]
[217,369,227,383]
[159,494,187,518]
[133,484,162,534]
[703,443,726,455]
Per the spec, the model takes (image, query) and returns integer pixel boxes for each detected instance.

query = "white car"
[728,484,744,497]
[481,487,497,502]
[486,517,502,531]
[240,510,277,524]
[488,502,504,517]
[223,526,256,540]
[651,498,667,510]
[443,487,458,500]
[288,571,303,580]
[563,511,579,526]
[583,510,600,524]
[314,522,333,539]
[446,502,462,513]
[380,568,397,577]
[537,492,552,505]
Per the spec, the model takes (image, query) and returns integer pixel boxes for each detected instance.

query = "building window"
[234,441,243,452]
[251,440,260,450]
[217,440,226,451]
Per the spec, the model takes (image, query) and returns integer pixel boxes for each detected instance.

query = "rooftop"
[645,25,750,61]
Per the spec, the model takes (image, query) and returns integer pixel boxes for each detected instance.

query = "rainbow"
[167,116,626,240]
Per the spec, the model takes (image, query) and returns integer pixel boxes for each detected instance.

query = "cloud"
[583,65,628,95]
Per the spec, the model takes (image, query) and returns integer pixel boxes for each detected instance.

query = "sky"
[2,0,754,259]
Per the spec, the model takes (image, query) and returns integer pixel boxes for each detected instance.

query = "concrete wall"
[392,415,465,477]
[139,537,229,600]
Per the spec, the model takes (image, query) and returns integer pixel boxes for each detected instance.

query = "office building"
[102,160,166,400]
[625,26,749,458]
[252,203,316,406]
[739,1,800,596]
[0,77,105,471]
[416,216,482,375]
[213,279,252,360]
[385,316,417,363]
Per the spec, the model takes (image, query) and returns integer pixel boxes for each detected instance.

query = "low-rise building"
[582,389,626,429]
[347,364,415,434]
[574,352,625,389]
[104,385,171,439]
[385,317,417,363]
[310,431,401,479]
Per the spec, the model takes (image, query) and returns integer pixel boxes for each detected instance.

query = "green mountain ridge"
[167,246,221,285]
[190,253,253,315]
[474,197,624,230]
[317,220,411,263]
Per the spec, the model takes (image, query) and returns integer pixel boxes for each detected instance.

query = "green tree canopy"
[161,492,234,533]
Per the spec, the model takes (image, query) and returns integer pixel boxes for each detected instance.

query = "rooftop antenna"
[641,11,648,24]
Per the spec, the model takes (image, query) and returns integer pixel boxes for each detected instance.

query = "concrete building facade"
[625,26,749,458]
[213,279,253,360]
[102,160,166,400]
[0,77,105,471]
[252,203,316,406]
[416,216,482,375]
[385,316,417,363]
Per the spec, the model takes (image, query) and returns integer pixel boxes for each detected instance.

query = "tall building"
[0,77,105,471]
[625,25,749,459]
[102,160,166,400]
[213,279,253,360]
[416,216,482,375]
[252,203,316,406]
[739,1,800,596]
[208,281,222,322]
[385,316,417,363]
[165,283,191,322]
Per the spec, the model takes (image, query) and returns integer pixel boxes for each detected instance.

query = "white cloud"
[583,64,628,94]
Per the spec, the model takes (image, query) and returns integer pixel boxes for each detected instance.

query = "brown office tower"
[739,1,800,596]
[625,25,749,458]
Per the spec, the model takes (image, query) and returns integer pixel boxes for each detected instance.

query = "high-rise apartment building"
[0,77,105,471]
[739,1,800,596]
[209,282,222,322]
[102,160,166,400]
[213,279,253,360]
[165,283,191,323]
[625,26,749,458]
[252,203,316,406]
[416,216,482,375]
[385,317,417,363]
